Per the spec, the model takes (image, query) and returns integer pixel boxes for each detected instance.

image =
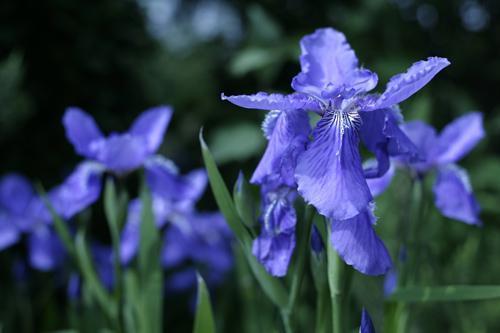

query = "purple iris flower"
[369,112,484,225]
[360,308,376,333]
[0,173,65,271]
[223,28,449,275]
[51,106,172,219]
[63,106,172,174]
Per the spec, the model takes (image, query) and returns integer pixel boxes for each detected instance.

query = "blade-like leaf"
[388,285,500,303]
[193,274,216,333]
[233,172,259,229]
[200,130,288,309]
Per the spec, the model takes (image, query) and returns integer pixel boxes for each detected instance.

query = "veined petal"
[221,92,321,112]
[252,189,296,277]
[292,28,377,96]
[92,134,150,173]
[129,106,173,154]
[28,226,65,271]
[251,109,310,185]
[433,164,481,225]
[360,109,419,178]
[366,57,450,111]
[330,206,392,275]
[0,173,35,215]
[63,107,104,158]
[49,162,104,219]
[433,112,484,165]
[296,110,372,220]
[360,309,376,333]
[145,156,207,204]
[365,160,395,197]
[0,214,20,250]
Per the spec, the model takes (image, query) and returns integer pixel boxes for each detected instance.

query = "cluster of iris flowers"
[0,27,485,333]
[0,106,232,300]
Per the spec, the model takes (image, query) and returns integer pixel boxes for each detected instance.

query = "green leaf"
[193,274,216,333]
[75,227,117,319]
[137,180,163,333]
[233,172,259,228]
[388,286,500,303]
[200,131,289,309]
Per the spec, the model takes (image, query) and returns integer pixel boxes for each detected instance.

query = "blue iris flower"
[223,28,449,275]
[360,308,376,333]
[368,112,484,225]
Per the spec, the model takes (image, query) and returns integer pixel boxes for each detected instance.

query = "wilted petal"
[433,165,481,225]
[330,206,392,275]
[292,28,377,96]
[49,162,104,219]
[0,173,35,215]
[145,156,207,205]
[252,188,296,277]
[63,107,103,158]
[296,111,372,220]
[92,134,150,173]
[0,214,20,250]
[433,112,484,165]
[221,92,320,112]
[28,226,65,271]
[360,109,419,178]
[251,109,310,185]
[367,57,450,111]
[360,309,376,333]
[129,106,173,154]
[366,161,395,197]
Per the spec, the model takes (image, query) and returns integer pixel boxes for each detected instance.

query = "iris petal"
[367,57,450,111]
[251,109,310,185]
[221,92,321,112]
[63,107,104,158]
[360,308,376,333]
[433,112,484,165]
[400,120,439,172]
[366,161,395,197]
[0,214,20,250]
[433,164,481,225]
[28,226,65,271]
[129,106,173,154]
[0,173,35,215]
[330,206,392,275]
[49,162,104,220]
[292,27,377,96]
[92,134,150,173]
[360,109,419,178]
[252,189,296,277]
[296,110,372,220]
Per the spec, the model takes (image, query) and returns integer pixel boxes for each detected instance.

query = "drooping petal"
[251,109,310,185]
[366,57,450,111]
[365,160,395,197]
[91,134,150,173]
[433,165,481,225]
[0,173,35,215]
[145,156,207,205]
[28,226,65,271]
[330,206,392,275]
[433,112,484,165]
[292,28,378,96]
[400,120,439,171]
[63,107,104,158]
[360,309,376,333]
[0,214,20,250]
[129,106,173,154]
[296,110,372,220]
[49,162,104,220]
[360,109,419,178]
[221,92,321,112]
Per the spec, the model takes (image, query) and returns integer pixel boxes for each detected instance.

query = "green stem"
[326,221,346,333]
[315,288,330,333]
[281,310,293,333]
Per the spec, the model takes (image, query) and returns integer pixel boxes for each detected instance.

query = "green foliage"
[193,274,216,333]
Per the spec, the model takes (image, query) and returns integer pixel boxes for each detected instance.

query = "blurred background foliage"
[0,0,499,331]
